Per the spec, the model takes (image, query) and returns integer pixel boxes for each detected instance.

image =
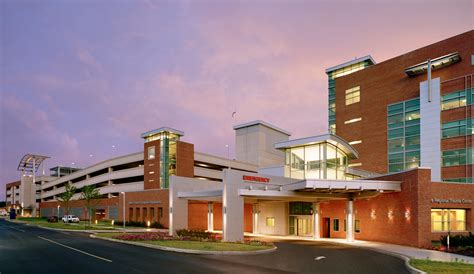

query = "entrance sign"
[242,175,270,183]
[431,198,472,204]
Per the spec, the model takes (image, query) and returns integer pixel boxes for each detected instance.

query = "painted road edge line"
[38,236,112,263]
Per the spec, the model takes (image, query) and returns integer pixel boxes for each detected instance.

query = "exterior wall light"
[370,209,376,220]
[147,221,151,227]
[387,210,394,220]
[111,220,115,226]
[405,210,411,220]
[95,219,98,225]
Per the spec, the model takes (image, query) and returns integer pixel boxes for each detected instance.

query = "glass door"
[296,216,313,236]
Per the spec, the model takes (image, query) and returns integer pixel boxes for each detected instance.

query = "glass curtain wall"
[145,132,179,188]
[285,143,348,180]
[387,98,421,172]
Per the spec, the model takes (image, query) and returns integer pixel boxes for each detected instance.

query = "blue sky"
[1,0,472,199]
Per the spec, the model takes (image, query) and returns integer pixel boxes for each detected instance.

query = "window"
[344,118,362,124]
[442,149,469,167]
[143,207,147,220]
[343,219,346,232]
[129,208,133,221]
[387,98,420,172]
[136,208,140,221]
[333,219,339,231]
[147,146,155,160]
[431,209,466,231]
[354,219,361,233]
[289,202,313,215]
[442,90,467,110]
[442,119,468,139]
[345,86,360,105]
[266,217,275,227]
[150,207,155,221]
[158,207,163,218]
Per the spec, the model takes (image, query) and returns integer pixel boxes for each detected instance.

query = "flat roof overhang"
[404,52,461,77]
[274,134,359,159]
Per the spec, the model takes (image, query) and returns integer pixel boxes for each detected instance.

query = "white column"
[346,199,354,242]
[222,174,244,242]
[313,202,320,239]
[252,203,259,235]
[207,202,214,231]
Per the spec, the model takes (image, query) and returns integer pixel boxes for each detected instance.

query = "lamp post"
[121,192,125,231]
[57,205,60,218]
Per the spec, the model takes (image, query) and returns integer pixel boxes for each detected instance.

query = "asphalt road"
[0,218,409,274]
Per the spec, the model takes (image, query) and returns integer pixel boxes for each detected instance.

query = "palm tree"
[57,183,76,218]
[80,185,101,226]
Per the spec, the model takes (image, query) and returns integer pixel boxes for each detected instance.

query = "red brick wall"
[144,140,161,190]
[320,168,474,248]
[118,190,169,226]
[176,141,194,178]
[40,197,119,221]
[334,30,474,174]
[188,202,208,230]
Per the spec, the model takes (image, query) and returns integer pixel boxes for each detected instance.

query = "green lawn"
[410,259,474,274]
[16,217,116,230]
[97,233,273,252]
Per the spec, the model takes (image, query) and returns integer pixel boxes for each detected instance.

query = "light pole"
[121,192,125,231]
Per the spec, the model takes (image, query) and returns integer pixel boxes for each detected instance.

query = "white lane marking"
[314,256,326,261]
[38,236,112,263]
[8,226,25,232]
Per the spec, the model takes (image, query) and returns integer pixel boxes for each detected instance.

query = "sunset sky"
[0,0,472,198]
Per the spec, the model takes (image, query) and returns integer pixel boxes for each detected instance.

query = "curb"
[90,234,277,255]
[6,219,118,233]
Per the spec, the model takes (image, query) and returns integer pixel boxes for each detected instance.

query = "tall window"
[387,98,420,172]
[147,146,155,160]
[266,217,275,227]
[431,209,466,231]
[333,219,340,231]
[345,86,360,105]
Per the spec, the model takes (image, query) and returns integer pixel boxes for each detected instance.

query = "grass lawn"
[97,233,273,252]
[16,217,116,230]
[410,259,474,274]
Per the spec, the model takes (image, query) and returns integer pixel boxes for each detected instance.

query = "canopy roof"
[17,154,49,173]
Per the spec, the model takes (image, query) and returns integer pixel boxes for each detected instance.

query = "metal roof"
[325,55,376,74]
[140,127,184,138]
[233,120,291,136]
[274,134,359,159]
[17,154,50,173]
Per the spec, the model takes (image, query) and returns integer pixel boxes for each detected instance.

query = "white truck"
[62,215,80,223]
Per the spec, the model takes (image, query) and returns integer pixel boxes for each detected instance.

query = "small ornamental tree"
[57,183,76,217]
[80,185,101,226]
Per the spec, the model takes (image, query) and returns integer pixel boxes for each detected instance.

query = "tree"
[57,183,76,217]
[0,201,6,207]
[80,185,101,226]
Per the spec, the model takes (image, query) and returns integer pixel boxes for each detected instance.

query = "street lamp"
[121,192,125,231]
[57,205,60,218]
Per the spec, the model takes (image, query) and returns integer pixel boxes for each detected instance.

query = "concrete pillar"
[313,202,320,239]
[346,199,354,242]
[168,178,188,236]
[222,180,244,242]
[252,203,259,235]
[108,167,113,173]
[207,202,214,231]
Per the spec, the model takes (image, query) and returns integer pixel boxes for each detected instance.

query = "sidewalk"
[248,234,474,264]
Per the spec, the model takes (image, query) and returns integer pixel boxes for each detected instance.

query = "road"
[0,218,409,274]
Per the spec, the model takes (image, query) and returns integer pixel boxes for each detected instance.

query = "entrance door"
[296,216,313,236]
[322,218,330,238]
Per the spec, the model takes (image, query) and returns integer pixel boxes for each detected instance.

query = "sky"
[0,0,472,199]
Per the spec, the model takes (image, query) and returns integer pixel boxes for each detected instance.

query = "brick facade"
[144,139,161,190]
[320,168,474,248]
[334,30,473,174]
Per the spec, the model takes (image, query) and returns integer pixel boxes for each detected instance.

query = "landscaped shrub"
[440,232,474,248]
[114,221,163,228]
[113,232,172,241]
[176,229,211,239]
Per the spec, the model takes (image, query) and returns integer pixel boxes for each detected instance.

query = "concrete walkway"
[248,234,474,264]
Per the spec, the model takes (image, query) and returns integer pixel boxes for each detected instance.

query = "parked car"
[62,215,80,223]
[47,216,58,223]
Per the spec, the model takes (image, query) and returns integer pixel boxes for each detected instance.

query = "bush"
[113,221,163,228]
[176,229,211,239]
[440,232,474,248]
[113,232,172,241]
